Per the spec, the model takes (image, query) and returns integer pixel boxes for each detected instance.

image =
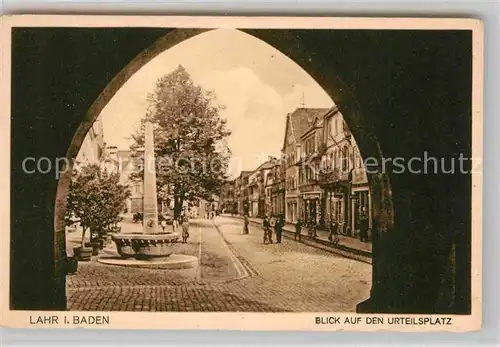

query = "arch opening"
[55,28,392,313]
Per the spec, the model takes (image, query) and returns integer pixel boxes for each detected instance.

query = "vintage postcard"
[0,15,483,331]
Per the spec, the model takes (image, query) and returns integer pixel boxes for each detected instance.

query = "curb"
[211,221,260,279]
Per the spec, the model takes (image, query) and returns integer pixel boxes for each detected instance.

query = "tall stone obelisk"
[143,121,159,234]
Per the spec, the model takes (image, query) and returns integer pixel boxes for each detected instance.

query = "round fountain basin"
[111,232,180,259]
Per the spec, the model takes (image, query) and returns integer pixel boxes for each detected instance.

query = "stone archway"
[53,28,393,312]
[11,27,472,313]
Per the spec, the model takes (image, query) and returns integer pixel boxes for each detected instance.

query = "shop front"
[319,169,350,234]
[301,193,321,226]
[251,197,259,217]
[285,196,299,223]
[324,187,348,234]
[351,167,372,240]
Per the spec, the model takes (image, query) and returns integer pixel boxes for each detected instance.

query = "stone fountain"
[98,122,197,269]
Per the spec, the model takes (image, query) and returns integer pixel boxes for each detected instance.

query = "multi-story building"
[219,180,236,214]
[248,170,260,217]
[282,108,330,223]
[197,195,219,218]
[266,158,285,217]
[298,117,325,227]
[247,158,276,218]
[350,143,372,236]
[75,115,106,167]
[234,175,242,214]
[101,146,144,214]
[236,170,252,215]
[318,106,372,238]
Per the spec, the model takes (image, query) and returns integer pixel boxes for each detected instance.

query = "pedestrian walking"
[160,219,167,232]
[294,218,302,241]
[275,214,284,243]
[308,218,317,238]
[172,216,179,233]
[243,214,249,234]
[328,218,340,245]
[262,215,272,244]
[359,208,369,242]
[269,215,276,243]
[180,217,190,243]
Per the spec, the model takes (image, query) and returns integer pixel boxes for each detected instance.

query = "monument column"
[143,121,159,234]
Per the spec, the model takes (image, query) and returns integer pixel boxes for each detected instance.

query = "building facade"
[75,115,106,167]
[282,108,330,223]
[248,170,260,217]
[265,158,285,217]
[219,180,236,214]
[298,117,325,227]
[236,171,252,215]
[318,106,372,239]
[102,146,144,214]
[225,105,372,241]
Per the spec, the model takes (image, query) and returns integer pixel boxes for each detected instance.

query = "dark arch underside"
[11,27,472,314]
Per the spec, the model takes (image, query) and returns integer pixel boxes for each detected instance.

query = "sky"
[99,29,334,178]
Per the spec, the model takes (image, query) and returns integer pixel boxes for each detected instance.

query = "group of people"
[204,210,220,219]
[292,218,321,242]
[240,210,370,245]
[160,215,191,243]
[262,214,285,244]
[292,218,321,241]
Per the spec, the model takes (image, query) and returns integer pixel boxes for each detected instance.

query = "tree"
[131,65,231,218]
[65,164,131,247]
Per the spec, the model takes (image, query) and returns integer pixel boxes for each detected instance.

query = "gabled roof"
[254,157,278,172]
[240,170,253,178]
[300,117,325,140]
[281,108,330,149]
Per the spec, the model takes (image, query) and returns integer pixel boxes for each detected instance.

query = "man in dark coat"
[262,215,271,244]
[359,208,369,242]
[294,218,302,242]
[243,214,249,234]
[275,215,285,243]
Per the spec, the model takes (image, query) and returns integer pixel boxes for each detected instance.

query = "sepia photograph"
[1,16,483,331]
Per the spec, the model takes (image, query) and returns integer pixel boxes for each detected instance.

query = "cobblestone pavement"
[67,217,371,312]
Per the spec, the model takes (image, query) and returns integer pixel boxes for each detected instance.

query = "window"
[324,118,330,142]
[356,149,363,169]
[342,146,349,172]
[335,200,343,224]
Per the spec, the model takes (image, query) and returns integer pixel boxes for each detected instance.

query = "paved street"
[67,216,371,312]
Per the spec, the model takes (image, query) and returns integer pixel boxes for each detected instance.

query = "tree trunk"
[173,193,185,219]
[80,227,87,248]
[179,195,185,216]
[174,196,181,219]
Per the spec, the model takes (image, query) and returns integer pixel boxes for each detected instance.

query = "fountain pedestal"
[111,233,180,259]
[103,121,193,268]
